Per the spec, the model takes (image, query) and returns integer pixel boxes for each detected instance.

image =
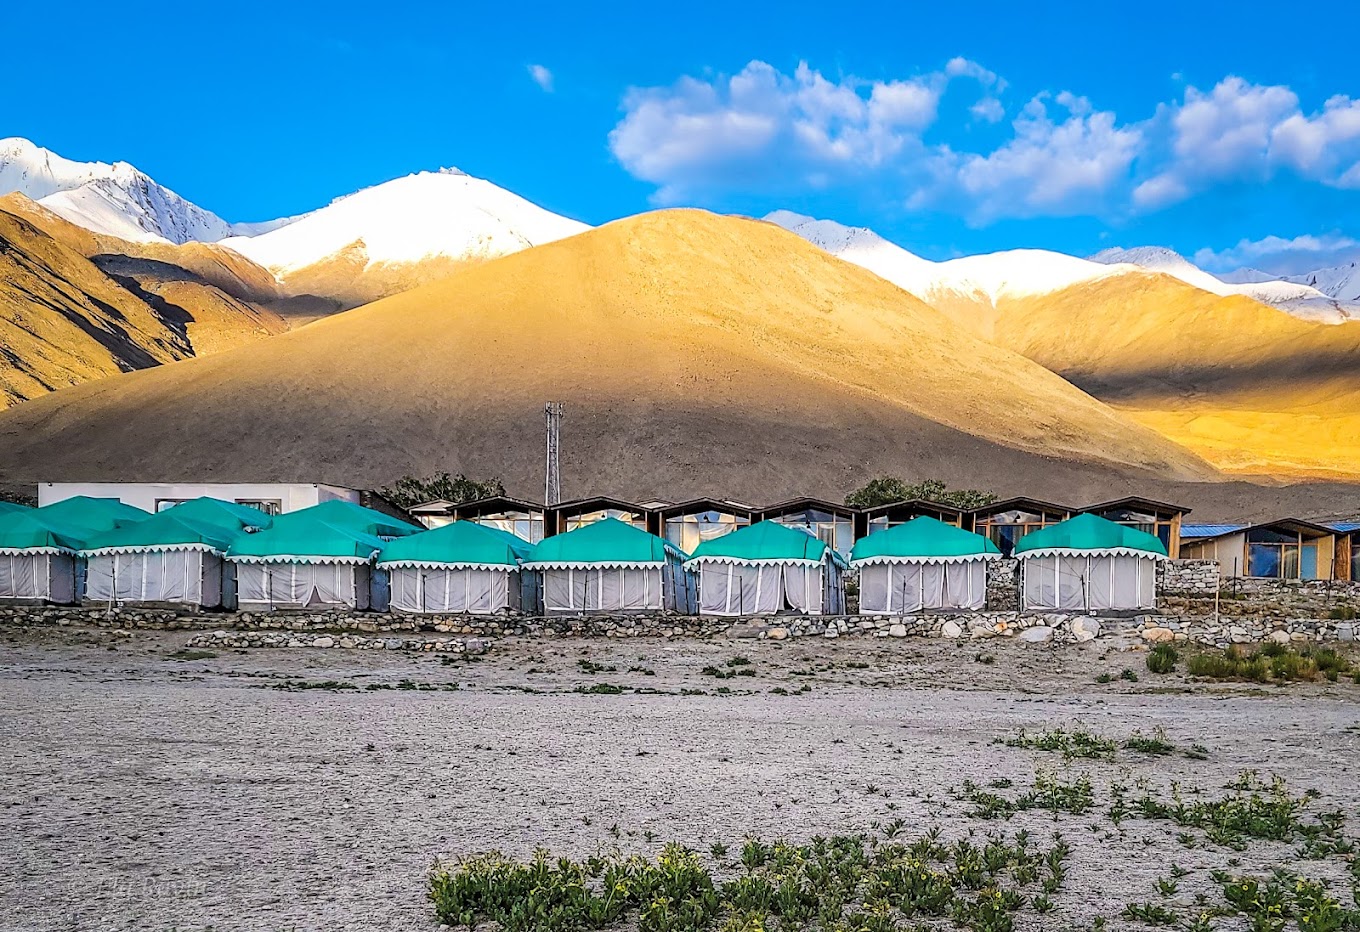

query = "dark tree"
[379,473,506,509]
[845,477,996,511]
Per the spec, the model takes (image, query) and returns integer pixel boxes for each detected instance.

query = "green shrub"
[1186,645,1353,683]
[1147,643,1179,674]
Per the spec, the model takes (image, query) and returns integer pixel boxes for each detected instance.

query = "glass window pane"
[1249,544,1281,578]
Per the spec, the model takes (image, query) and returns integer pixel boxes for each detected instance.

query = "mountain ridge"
[0,209,1226,507]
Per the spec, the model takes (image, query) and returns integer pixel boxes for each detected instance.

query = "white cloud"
[970,97,1004,123]
[916,93,1143,222]
[1134,79,1360,208]
[528,64,554,92]
[610,61,1360,224]
[1270,94,1360,180]
[1193,232,1360,276]
[608,58,997,203]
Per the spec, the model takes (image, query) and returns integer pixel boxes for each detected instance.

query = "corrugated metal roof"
[1329,522,1360,533]
[1180,523,1246,539]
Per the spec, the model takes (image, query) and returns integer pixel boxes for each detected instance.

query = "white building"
[38,482,363,517]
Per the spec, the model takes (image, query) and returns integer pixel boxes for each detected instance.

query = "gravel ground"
[2,625,1359,932]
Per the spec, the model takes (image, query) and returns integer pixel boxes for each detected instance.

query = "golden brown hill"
[0,194,337,325]
[0,209,192,405]
[0,194,279,301]
[987,273,1360,480]
[273,249,488,311]
[0,209,1225,505]
[0,199,292,407]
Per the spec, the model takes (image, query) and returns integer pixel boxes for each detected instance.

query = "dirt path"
[2,626,1358,931]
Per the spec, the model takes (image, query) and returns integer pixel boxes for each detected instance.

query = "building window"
[235,499,282,516]
[1098,508,1174,550]
[1246,527,1318,579]
[472,511,544,543]
[973,509,1054,557]
[565,509,645,532]
[664,511,749,554]
[1351,538,1359,582]
[771,509,852,557]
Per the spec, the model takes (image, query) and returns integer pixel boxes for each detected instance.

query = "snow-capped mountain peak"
[0,137,275,245]
[219,169,590,276]
[1283,261,1360,304]
[767,211,1125,303]
[1092,245,1357,323]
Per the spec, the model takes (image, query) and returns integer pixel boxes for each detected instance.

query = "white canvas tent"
[85,550,225,606]
[857,562,993,613]
[234,561,372,610]
[685,521,846,616]
[1015,514,1168,612]
[524,519,693,614]
[81,512,240,609]
[0,551,77,603]
[0,509,99,604]
[850,517,1002,614]
[377,521,535,615]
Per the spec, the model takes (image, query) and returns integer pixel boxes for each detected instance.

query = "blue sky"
[10,0,1360,272]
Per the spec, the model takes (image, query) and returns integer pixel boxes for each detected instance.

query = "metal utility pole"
[544,402,564,506]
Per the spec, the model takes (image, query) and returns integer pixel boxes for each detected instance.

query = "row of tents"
[0,497,1169,614]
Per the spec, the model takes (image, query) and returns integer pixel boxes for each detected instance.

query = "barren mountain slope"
[0,202,291,406]
[219,169,591,309]
[0,194,332,324]
[0,209,1219,503]
[992,273,1360,480]
[0,210,191,405]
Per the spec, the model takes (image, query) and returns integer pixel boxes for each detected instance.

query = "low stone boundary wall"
[184,630,488,654]
[3,604,1355,649]
[732,612,1353,648]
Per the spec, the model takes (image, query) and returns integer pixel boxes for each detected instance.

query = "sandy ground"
[2,625,1359,932]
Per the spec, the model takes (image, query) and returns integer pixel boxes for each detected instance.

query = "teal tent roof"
[37,496,150,533]
[1014,513,1168,559]
[0,501,34,515]
[270,500,418,539]
[159,497,274,531]
[82,511,242,556]
[0,511,91,554]
[377,520,533,569]
[848,511,1000,563]
[851,516,1001,565]
[225,518,386,564]
[686,520,843,567]
[525,518,681,568]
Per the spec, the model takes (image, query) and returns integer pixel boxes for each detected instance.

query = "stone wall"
[184,629,488,654]
[734,612,1354,648]
[3,603,1355,649]
[1157,573,1360,621]
[1158,560,1219,595]
[985,559,1020,611]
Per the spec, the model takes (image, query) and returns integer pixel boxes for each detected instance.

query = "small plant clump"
[1123,730,1178,756]
[1146,643,1179,674]
[1124,771,1344,850]
[429,829,1072,932]
[1002,728,1116,760]
[576,683,625,695]
[1186,644,1354,684]
[961,772,1095,819]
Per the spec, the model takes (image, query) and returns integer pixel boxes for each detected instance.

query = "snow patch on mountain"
[1091,246,1356,323]
[1283,262,1360,304]
[0,137,282,245]
[219,169,590,275]
[766,211,1126,303]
